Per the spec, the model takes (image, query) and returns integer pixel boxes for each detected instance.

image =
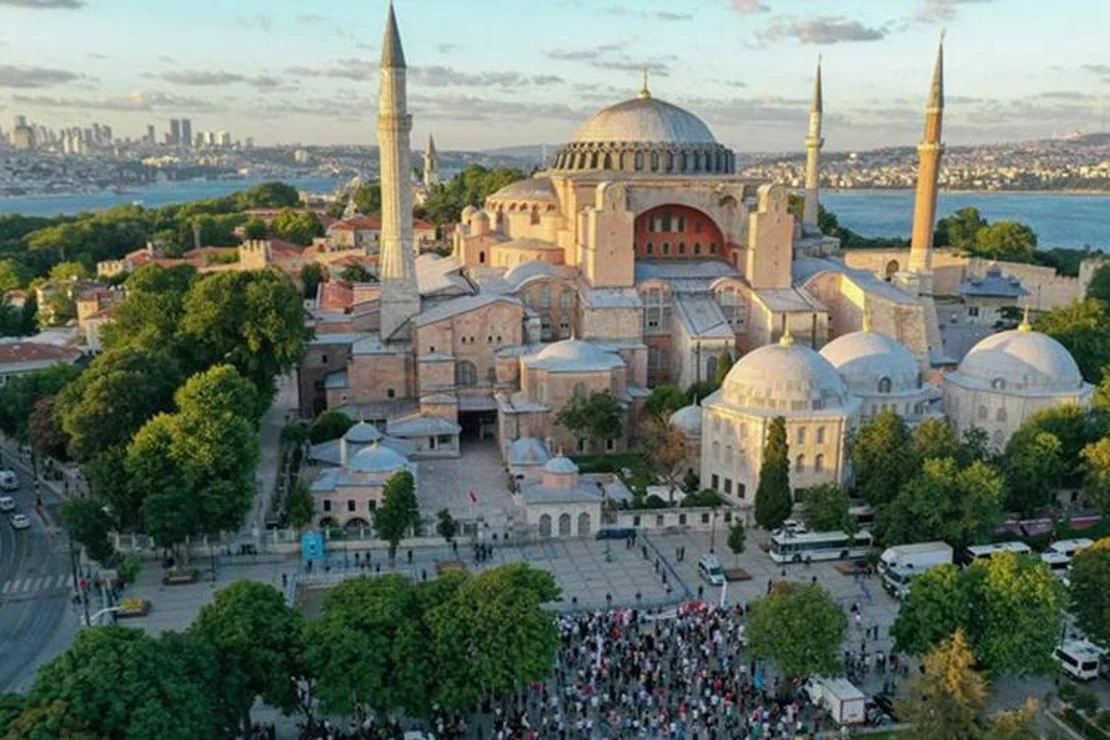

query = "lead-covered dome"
[820,330,922,395]
[572,97,717,147]
[955,325,1084,393]
[669,404,703,436]
[722,334,849,412]
[348,442,409,474]
[525,338,624,373]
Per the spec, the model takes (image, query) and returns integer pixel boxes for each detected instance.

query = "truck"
[879,542,953,599]
[804,676,866,725]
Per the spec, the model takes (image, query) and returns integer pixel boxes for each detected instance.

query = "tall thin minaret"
[802,56,823,234]
[423,133,439,189]
[909,36,945,277]
[377,2,420,341]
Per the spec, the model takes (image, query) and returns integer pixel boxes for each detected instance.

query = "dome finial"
[780,328,795,347]
[1018,305,1032,332]
[640,67,651,99]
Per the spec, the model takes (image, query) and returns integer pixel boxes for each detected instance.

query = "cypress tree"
[755,416,794,530]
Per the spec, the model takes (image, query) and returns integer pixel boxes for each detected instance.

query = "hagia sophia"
[296,4,1095,530]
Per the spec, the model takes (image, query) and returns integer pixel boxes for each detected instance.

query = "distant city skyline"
[0,0,1107,152]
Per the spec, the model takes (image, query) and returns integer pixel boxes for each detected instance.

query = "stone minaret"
[909,37,945,277]
[377,2,419,341]
[802,57,823,234]
[423,133,439,189]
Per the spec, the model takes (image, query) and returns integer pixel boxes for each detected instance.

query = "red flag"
[468,490,478,504]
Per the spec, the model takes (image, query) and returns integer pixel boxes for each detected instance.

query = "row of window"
[710,417,828,444]
[321,499,377,513]
[553,147,734,174]
[646,213,698,233]
[642,241,718,257]
[869,401,927,417]
[628,510,735,528]
[708,474,746,499]
[455,334,506,346]
[456,361,499,387]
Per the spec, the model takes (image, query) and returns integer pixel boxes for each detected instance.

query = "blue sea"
[1,179,1107,251]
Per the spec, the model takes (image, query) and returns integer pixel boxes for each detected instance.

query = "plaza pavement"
[415,440,519,531]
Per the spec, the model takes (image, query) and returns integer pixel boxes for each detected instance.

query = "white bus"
[770,530,874,564]
[962,542,1033,564]
[1046,538,1094,559]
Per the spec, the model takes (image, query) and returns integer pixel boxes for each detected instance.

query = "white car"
[0,495,14,512]
[0,470,17,491]
[776,519,809,537]
[9,513,31,530]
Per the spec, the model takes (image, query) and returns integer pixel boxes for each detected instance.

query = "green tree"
[236,182,301,209]
[747,582,846,678]
[643,384,686,418]
[173,361,260,424]
[0,258,28,292]
[1082,437,1110,514]
[59,496,115,564]
[100,263,197,353]
[896,630,986,740]
[713,350,734,387]
[557,391,623,452]
[436,508,458,548]
[754,416,793,531]
[352,182,382,215]
[911,417,960,464]
[241,217,268,240]
[286,479,315,529]
[0,362,83,440]
[190,581,306,735]
[1087,264,1110,302]
[801,483,854,533]
[339,263,374,283]
[1034,298,1110,383]
[935,207,989,251]
[1069,538,1110,649]
[309,409,355,444]
[1003,429,1064,516]
[850,410,915,506]
[300,262,325,300]
[1018,404,1107,488]
[726,520,745,566]
[374,470,420,563]
[26,395,67,460]
[883,458,1005,550]
[47,260,91,282]
[270,209,323,246]
[972,221,1038,263]
[891,564,969,657]
[641,417,689,498]
[427,564,560,711]
[959,425,992,467]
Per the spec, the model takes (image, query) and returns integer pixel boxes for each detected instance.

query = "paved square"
[415,440,517,529]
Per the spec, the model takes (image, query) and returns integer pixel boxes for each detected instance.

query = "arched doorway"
[539,514,552,538]
[884,260,900,281]
[634,204,724,261]
[577,512,591,536]
[558,513,572,536]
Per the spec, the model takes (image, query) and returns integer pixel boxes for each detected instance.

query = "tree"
[883,458,1005,550]
[271,209,323,246]
[426,564,560,711]
[352,182,382,215]
[309,409,355,444]
[1018,404,1107,488]
[802,483,854,533]
[973,221,1038,263]
[640,417,688,498]
[190,581,306,735]
[643,384,686,419]
[713,350,734,387]
[1069,538,1110,649]
[47,260,91,282]
[173,361,260,424]
[1034,298,1110,383]
[1082,437,1110,514]
[339,263,374,283]
[896,630,986,740]
[850,410,915,506]
[0,258,27,292]
[1003,429,1064,516]
[436,508,458,548]
[26,395,67,460]
[726,520,745,566]
[1087,264,1110,302]
[300,262,325,300]
[747,582,846,678]
[911,417,960,464]
[236,181,300,209]
[100,263,196,354]
[986,698,1040,740]
[241,217,268,240]
[0,362,82,440]
[754,416,793,531]
[935,207,989,251]
[286,479,315,529]
[556,391,623,452]
[891,564,969,657]
[959,425,992,467]
[374,470,420,563]
[59,496,115,564]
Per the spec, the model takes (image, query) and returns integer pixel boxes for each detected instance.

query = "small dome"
[488,177,557,202]
[573,96,717,146]
[526,338,624,373]
[820,331,921,395]
[348,442,408,474]
[343,421,383,444]
[543,455,579,475]
[956,326,1084,392]
[669,404,702,436]
[722,334,848,412]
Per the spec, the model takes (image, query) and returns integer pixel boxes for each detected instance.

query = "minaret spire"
[909,35,945,275]
[377,1,420,341]
[802,55,824,234]
[423,133,439,189]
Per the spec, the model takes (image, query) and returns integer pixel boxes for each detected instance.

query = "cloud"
[11,90,223,112]
[85,51,107,60]
[544,42,626,62]
[600,5,691,21]
[1033,90,1096,101]
[731,0,770,14]
[591,57,673,77]
[409,66,565,88]
[915,0,995,23]
[1083,64,1110,75]
[0,0,84,8]
[757,17,885,45]
[437,43,459,54]
[410,92,592,124]
[0,65,85,88]
[157,70,281,89]
[655,11,692,21]
[285,59,375,81]
[297,14,326,24]
[157,55,175,64]
[235,14,271,32]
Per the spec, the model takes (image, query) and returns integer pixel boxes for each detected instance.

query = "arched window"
[662,242,670,256]
[706,355,718,382]
[996,407,1008,423]
[650,152,659,171]
[530,206,540,225]
[991,377,1006,390]
[977,405,988,421]
[666,152,674,171]
[694,242,702,255]
[478,251,485,264]
[634,151,644,171]
[646,242,654,255]
[709,242,718,254]
[795,455,805,473]
[991,429,1004,448]
[816,426,825,444]
[680,152,688,171]
[797,427,806,444]
[455,360,477,387]
[878,377,892,394]
[724,445,733,464]
[678,242,686,255]
[814,454,824,473]
[693,151,701,172]
[712,441,720,461]
[577,512,591,536]
[589,151,598,168]
[558,513,572,536]
[603,152,612,170]
[538,514,552,538]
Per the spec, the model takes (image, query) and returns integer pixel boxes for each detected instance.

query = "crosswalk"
[0,573,74,597]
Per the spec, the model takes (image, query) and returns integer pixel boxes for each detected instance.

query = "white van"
[0,470,17,491]
[1054,640,1104,681]
[1046,539,1095,559]
[697,554,725,586]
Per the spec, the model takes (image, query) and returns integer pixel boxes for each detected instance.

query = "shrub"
[1076,691,1101,716]
[1097,711,1110,731]
[1059,683,1079,703]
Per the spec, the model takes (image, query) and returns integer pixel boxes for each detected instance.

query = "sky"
[0,0,1107,153]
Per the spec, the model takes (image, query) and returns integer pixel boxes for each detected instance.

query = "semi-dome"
[955,325,1084,393]
[669,404,703,436]
[572,96,717,147]
[722,333,848,412]
[543,455,579,475]
[348,441,409,474]
[526,338,624,373]
[820,330,922,395]
[344,421,383,444]
[488,176,557,202]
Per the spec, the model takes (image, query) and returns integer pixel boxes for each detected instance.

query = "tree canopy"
[373,470,420,562]
[1034,298,1110,383]
[747,582,847,678]
[270,209,323,246]
[754,416,793,530]
[557,391,623,451]
[850,410,916,506]
[1069,538,1110,650]
[801,483,855,534]
[882,458,1005,549]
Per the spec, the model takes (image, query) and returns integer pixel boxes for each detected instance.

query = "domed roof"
[344,421,383,444]
[669,404,703,436]
[526,338,624,373]
[722,334,849,412]
[572,95,717,147]
[489,176,557,202]
[955,325,1084,393]
[543,455,579,475]
[348,442,408,474]
[820,330,921,395]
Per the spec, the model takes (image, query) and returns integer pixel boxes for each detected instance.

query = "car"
[595,527,636,540]
[697,554,726,586]
[9,513,30,530]
[0,495,14,512]
[774,519,809,537]
[0,470,17,491]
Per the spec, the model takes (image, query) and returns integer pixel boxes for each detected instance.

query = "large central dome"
[572,96,718,147]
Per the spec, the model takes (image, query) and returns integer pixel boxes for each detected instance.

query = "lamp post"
[709,509,719,554]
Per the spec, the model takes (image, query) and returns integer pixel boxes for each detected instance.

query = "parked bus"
[769,530,874,564]
[1045,538,1094,559]
[961,542,1033,564]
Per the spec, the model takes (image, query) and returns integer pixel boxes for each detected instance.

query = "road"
[0,454,79,694]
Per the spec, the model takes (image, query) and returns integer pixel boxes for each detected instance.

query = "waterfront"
[1,180,1107,251]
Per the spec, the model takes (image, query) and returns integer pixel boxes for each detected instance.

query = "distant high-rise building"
[245,137,254,149]
[169,118,181,146]
[217,130,231,147]
[146,124,155,144]
[11,124,34,150]
[14,115,27,129]
[181,119,192,149]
